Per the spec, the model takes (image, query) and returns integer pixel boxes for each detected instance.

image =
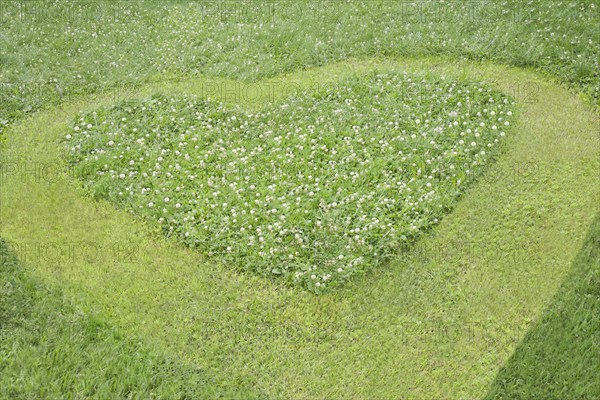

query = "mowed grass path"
[1,57,598,399]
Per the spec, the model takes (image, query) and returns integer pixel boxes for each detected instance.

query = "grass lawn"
[1,1,599,398]
[2,56,598,398]
[485,214,600,399]
[64,71,517,291]
[0,239,265,399]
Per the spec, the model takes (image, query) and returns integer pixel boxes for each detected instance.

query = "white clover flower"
[66,134,72,140]
[65,76,517,291]
[108,140,114,146]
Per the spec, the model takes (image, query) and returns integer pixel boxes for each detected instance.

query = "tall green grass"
[1,0,598,134]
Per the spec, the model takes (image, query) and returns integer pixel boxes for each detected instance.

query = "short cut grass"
[485,215,600,400]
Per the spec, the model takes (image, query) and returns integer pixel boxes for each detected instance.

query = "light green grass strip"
[484,214,600,399]
[1,57,598,399]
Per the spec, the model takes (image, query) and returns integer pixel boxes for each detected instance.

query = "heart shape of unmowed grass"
[65,71,515,292]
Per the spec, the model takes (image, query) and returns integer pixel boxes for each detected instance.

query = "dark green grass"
[485,214,600,400]
[0,239,265,400]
